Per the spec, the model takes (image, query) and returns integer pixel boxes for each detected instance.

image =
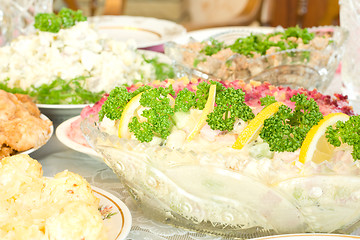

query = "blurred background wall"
[57,0,340,30]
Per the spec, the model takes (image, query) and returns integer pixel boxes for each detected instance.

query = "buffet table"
[29,72,359,240]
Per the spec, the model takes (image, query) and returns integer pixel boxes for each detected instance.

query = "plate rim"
[55,115,100,158]
[252,233,360,240]
[37,103,91,109]
[88,15,187,48]
[20,113,54,155]
[92,185,132,240]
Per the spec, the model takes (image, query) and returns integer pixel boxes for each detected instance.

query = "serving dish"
[81,113,360,238]
[80,76,359,239]
[93,186,132,240]
[88,15,187,48]
[56,115,100,158]
[165,26,347,92]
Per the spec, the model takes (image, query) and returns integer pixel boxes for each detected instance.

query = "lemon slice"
[299,112,350,164]
[186,84,216,141]
[118,92,143,139]
[118,93,176,139]
[232,102,283,149]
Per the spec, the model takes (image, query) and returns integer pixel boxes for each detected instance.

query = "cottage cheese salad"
[82,78,360,235]
[0,8,173,104]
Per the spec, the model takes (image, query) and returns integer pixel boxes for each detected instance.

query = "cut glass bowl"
[164,26,347,92]
[81,113,360,239]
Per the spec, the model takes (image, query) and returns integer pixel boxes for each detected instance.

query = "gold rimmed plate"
[88,15,186,48]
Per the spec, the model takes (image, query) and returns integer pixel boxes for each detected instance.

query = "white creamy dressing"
[0,22,155,93]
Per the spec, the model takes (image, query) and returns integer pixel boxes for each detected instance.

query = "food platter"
[92,186,132,240]
[56,115,100,158]
[88,15,187,48]
[252,234,360,239]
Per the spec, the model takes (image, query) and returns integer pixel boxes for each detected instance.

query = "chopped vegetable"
[34,8,87,33]
[260,93,324,152]
[143,56,175,81]
[200,38,225,56]
[326,115,360,160]
[0,77,104,105]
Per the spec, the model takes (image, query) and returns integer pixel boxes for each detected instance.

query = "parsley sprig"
[34,8,87,33]
[259,94,323,152]
[326,115,360,160]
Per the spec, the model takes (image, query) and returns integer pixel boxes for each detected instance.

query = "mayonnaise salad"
[0,21,155,93]
[81,78,360,235]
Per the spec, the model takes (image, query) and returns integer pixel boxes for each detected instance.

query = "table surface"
[29,73,359,240]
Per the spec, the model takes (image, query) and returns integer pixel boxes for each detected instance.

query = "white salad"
[0,21,154,93]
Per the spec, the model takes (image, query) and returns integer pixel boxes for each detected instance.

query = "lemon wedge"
[299,112,350,164]
[118,92,176,139]
[232,102,283,149]
[118,92,143,139]
[186,84,216,141]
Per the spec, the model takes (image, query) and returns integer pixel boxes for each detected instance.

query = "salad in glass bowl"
[165,26,347,92]
[81,77,359,239]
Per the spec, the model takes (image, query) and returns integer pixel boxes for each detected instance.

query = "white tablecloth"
[29,73,359,240]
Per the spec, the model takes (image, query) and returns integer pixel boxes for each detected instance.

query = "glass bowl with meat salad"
[164,26,348,92]
[81,77,359,239]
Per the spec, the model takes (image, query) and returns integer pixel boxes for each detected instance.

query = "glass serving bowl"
[164,26,347,92]
[81,114,360,239]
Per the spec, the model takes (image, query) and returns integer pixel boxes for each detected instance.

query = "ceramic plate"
[20,114,54,155]
[173,26,274,44]
[88,15,187,48]
[252,234,360,240]
[56,115,100,158]
[92,186,132,240]
[37,103,90,127]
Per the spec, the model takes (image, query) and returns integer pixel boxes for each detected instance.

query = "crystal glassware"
[0,0,53,46]
[164,26,347,93]
[81,113,360,239]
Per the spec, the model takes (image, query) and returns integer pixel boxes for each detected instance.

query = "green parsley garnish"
[142,56,175,81]
[0,77,103,104]
[207,87,254,131]
[34,8,87,33]
[326,115,360,160]
[128,86,175,142]
[259,93,324,152]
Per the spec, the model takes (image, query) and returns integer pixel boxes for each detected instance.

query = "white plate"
[173,26,274,44]
[38,103,90,127]
[92,186,132,240]
[56,115,100,158]
[19,113,54,155]
[88,15,187,48]
[252,234,360,240]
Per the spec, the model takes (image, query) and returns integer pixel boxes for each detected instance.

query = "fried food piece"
[0,90,52,157]
[0,145,14,159]
[0,115,52,152]
[14,93,41,117]
[0,90,17,121]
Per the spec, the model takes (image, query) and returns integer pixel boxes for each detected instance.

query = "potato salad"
[0,21,155,93]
